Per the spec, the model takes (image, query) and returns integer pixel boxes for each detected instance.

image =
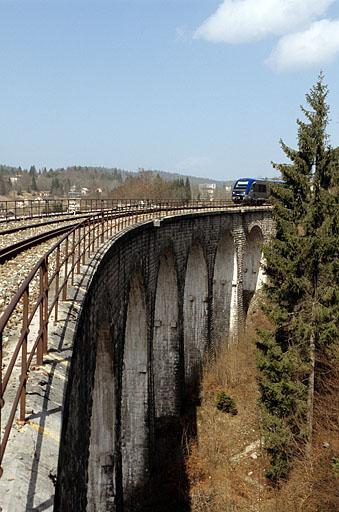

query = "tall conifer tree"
[257,74,338,482]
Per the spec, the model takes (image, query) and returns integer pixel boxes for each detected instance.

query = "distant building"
[38,190,50,198]
[68,199,80,212]
[224,185,232,200]
[68,185,81,199]
[198,183,216,200]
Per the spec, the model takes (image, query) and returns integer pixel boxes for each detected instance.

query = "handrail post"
[91,220,95,252]
[96,217,100,248]
[54,246,60,323]
[77,227,81,274]
[88,221,92,257]
[37,265,45,365]
[42,259,48,355]
[18,288,29,424]
[101,212,104,243]
[62,237,69,301]
[82,224,86,265]
[0,330,3,478]
[71,230,76,285]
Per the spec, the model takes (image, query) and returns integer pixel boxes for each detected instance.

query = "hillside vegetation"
[0,165,229,201]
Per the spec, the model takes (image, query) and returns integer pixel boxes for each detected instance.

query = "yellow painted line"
[27,420,60,444]
[45,353,70,367]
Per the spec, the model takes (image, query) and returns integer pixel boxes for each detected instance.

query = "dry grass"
[186,300,270,512]
[186,298,339,512]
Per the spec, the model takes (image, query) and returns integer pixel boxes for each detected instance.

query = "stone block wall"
[54,208,272,511]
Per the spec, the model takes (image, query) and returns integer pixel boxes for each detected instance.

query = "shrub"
[332,456,339,476]
[215,391,238,416]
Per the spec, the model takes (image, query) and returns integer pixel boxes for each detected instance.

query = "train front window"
[234,180,249,191]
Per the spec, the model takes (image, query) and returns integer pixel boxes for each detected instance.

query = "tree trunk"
[306,327,316,457]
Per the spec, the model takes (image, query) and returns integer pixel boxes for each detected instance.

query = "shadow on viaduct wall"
[54,209,272,512]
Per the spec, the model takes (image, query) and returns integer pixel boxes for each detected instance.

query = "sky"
[1,0,339,181]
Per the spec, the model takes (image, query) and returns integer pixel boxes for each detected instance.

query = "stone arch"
[243,225,264,313]
[213,231,236,346]
[153,247,179,419]
[121,272,148,501]
[183,241,208,397]
[151,247,182,488]
[87,312,116,511]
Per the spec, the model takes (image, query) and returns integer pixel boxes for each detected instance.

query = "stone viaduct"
[52,207,273,511]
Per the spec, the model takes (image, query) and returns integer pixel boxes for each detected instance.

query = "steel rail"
[0,223,81,263]
[0,212,96,236]
[0,197,124,223]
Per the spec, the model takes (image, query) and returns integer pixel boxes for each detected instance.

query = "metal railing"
[0,197,126,221]
[0,200,245,478]
[0,197,234,222]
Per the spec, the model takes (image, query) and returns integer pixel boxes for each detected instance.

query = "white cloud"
[195,0,335,43]
[266,19,339,71]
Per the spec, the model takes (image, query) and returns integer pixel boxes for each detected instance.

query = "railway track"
[0,223,81,264]
[0,211,100,235]
[0,209,118,264]
[0,209,143,266]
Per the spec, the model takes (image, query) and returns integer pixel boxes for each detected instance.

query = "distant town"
[0,165,233,205]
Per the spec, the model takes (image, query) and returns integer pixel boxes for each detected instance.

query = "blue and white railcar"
[232,178,271,204]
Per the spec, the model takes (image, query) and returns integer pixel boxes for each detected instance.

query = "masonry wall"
[54,208,273,512]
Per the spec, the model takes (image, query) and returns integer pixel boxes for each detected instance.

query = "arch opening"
[121,273,148,507]
[213,231,236,346]
[183,241,208,399]
[150,249,189,511]
[243,226,264,313]
[87,321,116,511]
[153,249,179,420]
